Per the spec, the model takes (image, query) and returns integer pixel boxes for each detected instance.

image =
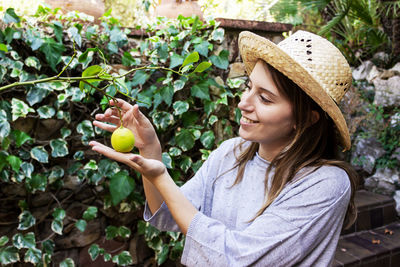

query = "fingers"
[132,104,148,126]
[109,98,133,111]
[92,121,118,132]
[89,141,132,165]
[95,113,121,125]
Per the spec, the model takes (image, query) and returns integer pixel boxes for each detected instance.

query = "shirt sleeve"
[181,169,351,266]
[143,146,217,232]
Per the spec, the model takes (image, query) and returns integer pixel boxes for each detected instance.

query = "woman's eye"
[260,95,271,103]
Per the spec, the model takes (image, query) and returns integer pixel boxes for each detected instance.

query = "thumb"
[132,104,147,124]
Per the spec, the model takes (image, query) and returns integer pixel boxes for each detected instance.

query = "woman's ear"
[311,110,320,125]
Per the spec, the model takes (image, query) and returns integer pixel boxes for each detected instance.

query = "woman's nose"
[238,90,254,112]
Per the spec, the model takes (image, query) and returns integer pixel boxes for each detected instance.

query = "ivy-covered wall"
[0,6,243,266]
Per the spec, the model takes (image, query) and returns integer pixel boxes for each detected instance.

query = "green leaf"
[17,210,36,230]
[160,85,174,106]
[24,56,41,70]
[131,70,149,87]
[175,129,195,151]
[6,155,21,172]
[75,220,87,232]
[26,173,47,193]
[27,86,49,106]
[66,87,86,102]
[0,43,8,52]
[11,98,35,121]
[0,236,9,247]
[52,208,66,221]
[67,26,82,47]
[51,219,63,235]
[152,111,174,130]
[12,130,32,147]
[179,156,192,172]
[48,165,63,183]
[193,61,212,73]
[169,53,183,69]
[173,79,186,92]
[37,105,56,119]
[39,38,66,71]
[208,115,218,125]
[210,50,229,70]
[50,138,69,157]
[105,226,118,240]
[162,152,173,169]
[156,244,169,266]
[0,110,10,142]
[194,41,211,57]
[79,65,103,91]
[76,120,94,145]
[181,51,199,68]
[118,226,131,239]
[30,146,48,163]
[42,240,55,255]
[169,147,182,157]
[84,159,98,170]
[211,28,225,43]
[110,171,135,206]
[98,159,120,178]
[61,128,72,139]
[3,8,20,24]
[191,81,210,100]
[0,246,19,265]
[82,206,98,221]
[60,258,75,267]
[21,162,34,178]
[104,253,112,262]
[112,251,133,266]
[12,232,35,249]
[200,131,215,149]
[173,101,189,116]
[88,244,100,260]
[24,247,42,265]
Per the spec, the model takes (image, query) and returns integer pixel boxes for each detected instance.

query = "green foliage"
[0,6,240,267]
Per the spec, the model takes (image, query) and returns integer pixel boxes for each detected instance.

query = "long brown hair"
[233,62,358,229]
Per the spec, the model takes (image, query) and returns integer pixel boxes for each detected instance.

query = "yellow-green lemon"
[111,126,135,152]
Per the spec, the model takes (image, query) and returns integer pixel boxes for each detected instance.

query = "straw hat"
[238,30,352,151]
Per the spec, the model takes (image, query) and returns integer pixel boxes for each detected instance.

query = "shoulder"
[211,137,250,158]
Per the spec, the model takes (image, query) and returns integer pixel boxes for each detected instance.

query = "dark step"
[342,190,398,235]
[334,221,400,267]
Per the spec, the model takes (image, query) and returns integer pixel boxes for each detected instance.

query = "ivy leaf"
[24,56,41,70]
[60,258,75,267]
[110,171,135,206]
[12,130,32,148]
[131,70,149,86]
[0,246,19,265]
[118,226,131,239]
[191,81,210,100]
[160,85,174,106]
[50,138,69,157]
[0,110,10,142]
[179,156,192,172]
[21,162,34,178]
[12,232,35,249]
[30,146,48,163]
[25,173,47,193]
[48,166,64,183]
[52,208,66,221]
[17,211,36,230]
[152,111,174,130]
[112,251,133,266]
[98,159,120,178]
[105,226,118,240]
[82,206,98,221]
[3,8,20,24]
[211,28,225,43]
[76,120,94,145]
[51,219,63,235]
[162,152,173,169]
[0,236,9,247]
[173,79,186,92]
[27,86,49,106]
[210,50,229,70]
[175,129,195,151]
[42,240,55,255]
[67,26,82,47]
[79,65,103,91]
[39,37,66,71]
[156,244,169,266]
[6,155,22,173]
[169,53,183,69]
[24,247,42,265]
[181,51,199,69]
[37,105,56,119]
[75,219,87,232]
[88,244,100,261]
[11,98,35,121]
[200,130,215,149]
[169,147,182,157]
[194,41,211,57]
[193,61,212,73]
[173,101,189,116]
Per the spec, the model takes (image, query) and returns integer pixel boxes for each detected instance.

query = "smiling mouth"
[241,117,259,123]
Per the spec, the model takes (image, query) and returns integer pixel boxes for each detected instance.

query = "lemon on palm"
[111,126,135,152]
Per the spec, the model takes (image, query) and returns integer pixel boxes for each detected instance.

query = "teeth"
[242,117,258,123]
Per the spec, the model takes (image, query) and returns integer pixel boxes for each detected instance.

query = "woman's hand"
[89,141,167,181]
[92,98,161,158]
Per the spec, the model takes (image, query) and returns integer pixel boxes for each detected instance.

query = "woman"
[89,30,358,266]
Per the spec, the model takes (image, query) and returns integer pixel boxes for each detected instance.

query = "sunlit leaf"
[12,232,35,249]
[110,171,135,206]
[30,146,48,163]
[24,247,42,265]
[59,258,75,267]
[112,251,133,266]
[50,138,68,157]
[75,219,87,232]
[0,246,19,264]
[82,206,98,221]
[17,210,36,230]
[11,98,35,121]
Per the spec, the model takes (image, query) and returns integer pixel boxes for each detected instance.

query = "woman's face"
[238,60,295,160]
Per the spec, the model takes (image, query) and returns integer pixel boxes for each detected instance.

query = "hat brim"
[238,31,351,151]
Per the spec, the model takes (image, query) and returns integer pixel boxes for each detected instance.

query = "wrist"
[139,141,162,160]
